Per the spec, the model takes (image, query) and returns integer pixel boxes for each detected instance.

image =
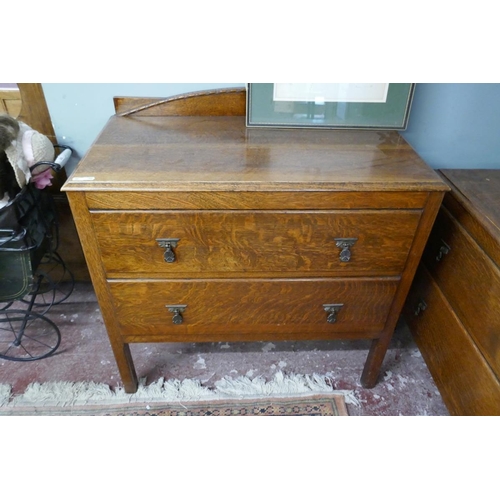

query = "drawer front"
[109,278,399,341]
[404,265,500,416]
[423,208,500,377]
[93,210,421,277]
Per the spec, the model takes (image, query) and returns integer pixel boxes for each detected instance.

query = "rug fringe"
[1,372,360,408]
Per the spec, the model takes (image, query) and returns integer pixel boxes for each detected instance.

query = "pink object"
[31,169,53,189]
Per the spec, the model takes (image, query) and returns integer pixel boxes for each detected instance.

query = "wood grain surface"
[440,169,500,234]
[67,191,138,392]
[62,95,449,392]
[113,87,246,116]
[423,206,500,376]
[62,116,447,193]
[91,209,421,277]
[85,191,429,210]
[404,264,500,416]
[109,278,399,342]
[440,170,500,268]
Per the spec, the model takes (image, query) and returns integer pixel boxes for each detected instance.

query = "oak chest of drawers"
[404,169,500,415]
[62,96,448,393]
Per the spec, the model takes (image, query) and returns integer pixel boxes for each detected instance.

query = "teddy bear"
[0,114,56,208]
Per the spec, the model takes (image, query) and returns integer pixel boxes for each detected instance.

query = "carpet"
[0,372,354,416]
[0,394,348,416]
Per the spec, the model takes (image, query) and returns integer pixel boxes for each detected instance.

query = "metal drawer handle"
[334,238,358,262]
[414,300,427,316]
[323,304,344,324]
[166,305,187,324]
[435,240,450,262]
[156,238,180,263]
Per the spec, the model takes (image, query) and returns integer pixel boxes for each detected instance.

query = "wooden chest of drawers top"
[64,116,446,194]
[439,169,500,267]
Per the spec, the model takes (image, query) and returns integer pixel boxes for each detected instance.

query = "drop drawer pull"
[166,305,187,324]
[435,240,450,262]
[414,300,427,316]
[334,238,358,262]
[156,238,180,263]
[323,304,344,324]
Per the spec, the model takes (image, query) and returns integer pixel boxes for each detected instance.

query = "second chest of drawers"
[404,169,500,415]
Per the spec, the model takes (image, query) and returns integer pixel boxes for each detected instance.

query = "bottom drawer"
[404,265,500,416]
[109,278,399,342]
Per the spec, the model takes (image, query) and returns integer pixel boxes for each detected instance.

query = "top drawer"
[91,209,421,278]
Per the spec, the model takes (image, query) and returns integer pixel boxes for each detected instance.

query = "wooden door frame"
[17,83,67,190]
[17,84,55,140]
[15,83,89,280]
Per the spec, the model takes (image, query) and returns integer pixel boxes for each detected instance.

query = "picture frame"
[246,83,415,130]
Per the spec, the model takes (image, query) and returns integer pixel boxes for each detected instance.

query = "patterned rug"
[0,372,354,416]
[0,394,347,416]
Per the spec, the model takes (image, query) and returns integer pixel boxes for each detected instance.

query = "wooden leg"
[360,192,446,388]
[110,341,138,393]
[360,335,392,388]
[66,192,139,393]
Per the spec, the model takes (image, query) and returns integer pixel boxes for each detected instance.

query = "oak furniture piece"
[62,89,448,393]
[404,169,500,415]
[0,85,22,117]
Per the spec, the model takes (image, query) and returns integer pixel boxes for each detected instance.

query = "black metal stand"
[0,150,74,361]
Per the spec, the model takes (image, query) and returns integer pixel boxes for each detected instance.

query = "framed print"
[246,83,415,130]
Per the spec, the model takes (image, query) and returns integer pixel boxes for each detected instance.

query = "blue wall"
[42,83,243,174]
[42,83,500,175]
[401,83,500,169]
